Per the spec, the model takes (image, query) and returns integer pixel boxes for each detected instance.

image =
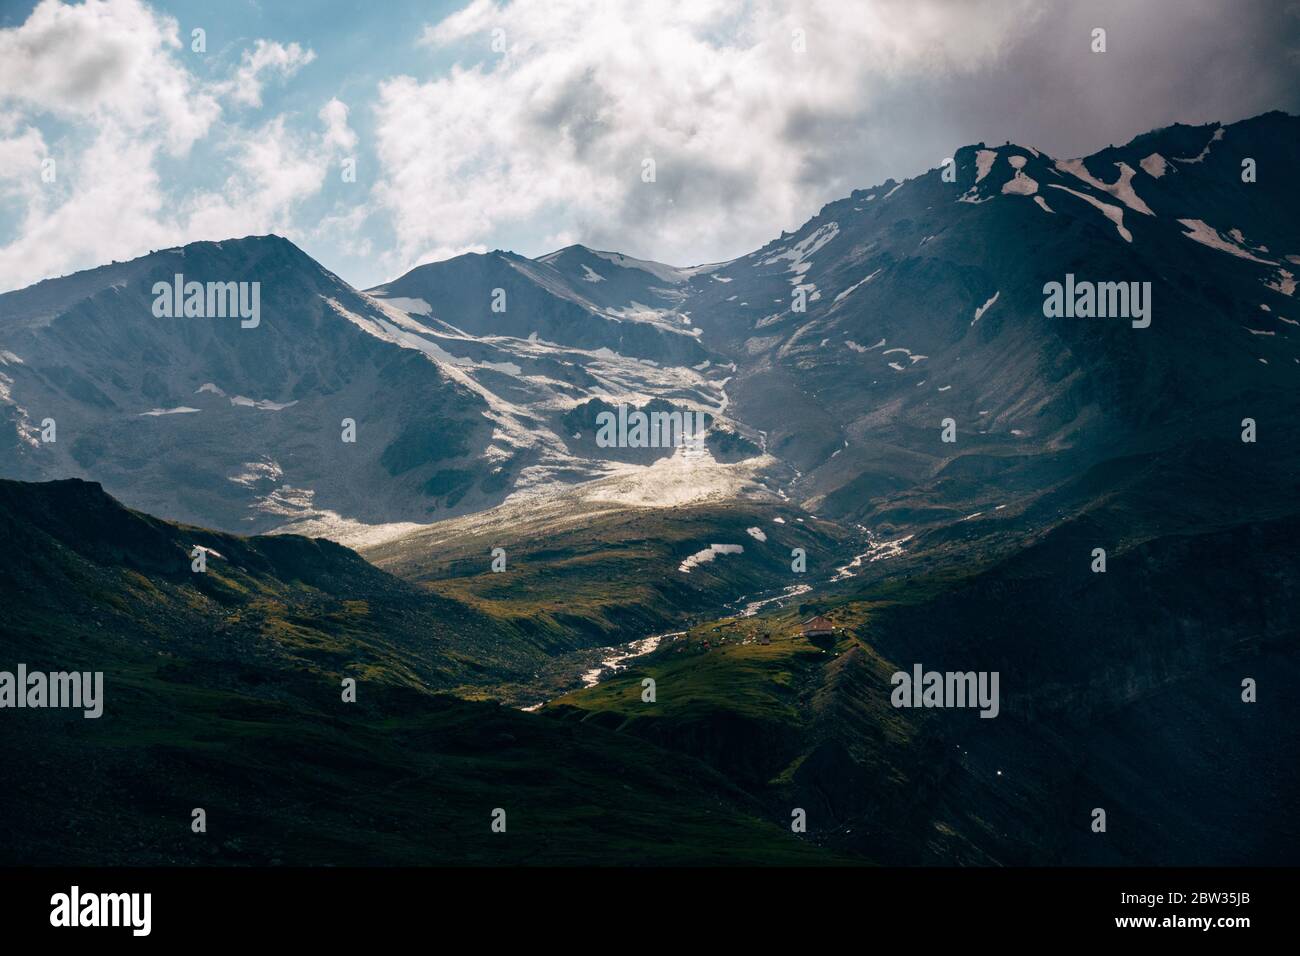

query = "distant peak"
[536,243,593,262]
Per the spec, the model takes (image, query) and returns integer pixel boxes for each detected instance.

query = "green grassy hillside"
[365,496,861,652]
[0,478,846,865]
[543,505,1300,865]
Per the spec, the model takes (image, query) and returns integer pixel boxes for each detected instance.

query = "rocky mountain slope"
[7,113,1295,559]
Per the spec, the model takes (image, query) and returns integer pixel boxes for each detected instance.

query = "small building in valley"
[800,615,835,638]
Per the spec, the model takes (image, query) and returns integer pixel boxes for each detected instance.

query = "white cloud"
[312,204,375,260]
[0,0,218,155]
[373,0,1038,271]
[2,0,1287,294]
[0,124,165,286]
[0,1,338,290]
[319,98,358,152]
[225,39,317,109]
[180,115,335,242]
[0,122,47,196]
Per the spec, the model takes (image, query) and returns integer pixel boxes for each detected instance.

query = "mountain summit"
[3,112,1297,543]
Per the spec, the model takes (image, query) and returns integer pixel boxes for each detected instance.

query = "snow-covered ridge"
[1056,159,1153,216]
[1172,125,1224,165]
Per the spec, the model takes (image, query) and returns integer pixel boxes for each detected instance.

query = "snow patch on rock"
[379,296,433,316]
[1140,153,1169,178]
[231,396,298,411]
[972,291,1000,325]
[1177,220,1276,264]
[834,268,882,303]
[761,222,840,272]
[140,406,200,416]
[1048,185,1133,242]
[1266,269,1296,296]
[679,543,744,573]
[1056,159,1153,215]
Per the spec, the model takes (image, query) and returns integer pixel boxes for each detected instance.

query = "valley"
[2,111,1299,866]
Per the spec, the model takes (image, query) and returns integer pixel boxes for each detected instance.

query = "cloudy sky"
[1,0,1298,292]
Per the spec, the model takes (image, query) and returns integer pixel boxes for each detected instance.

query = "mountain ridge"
[3,111,1297,562]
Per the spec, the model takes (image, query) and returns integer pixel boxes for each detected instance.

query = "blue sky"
[0,0,479,289]
[2,0,1297,293]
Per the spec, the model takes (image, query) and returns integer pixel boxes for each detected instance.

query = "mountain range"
[4,112,1294,545]
[2,111,1298,865]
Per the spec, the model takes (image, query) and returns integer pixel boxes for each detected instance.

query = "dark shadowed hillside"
[0,478,844,866]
